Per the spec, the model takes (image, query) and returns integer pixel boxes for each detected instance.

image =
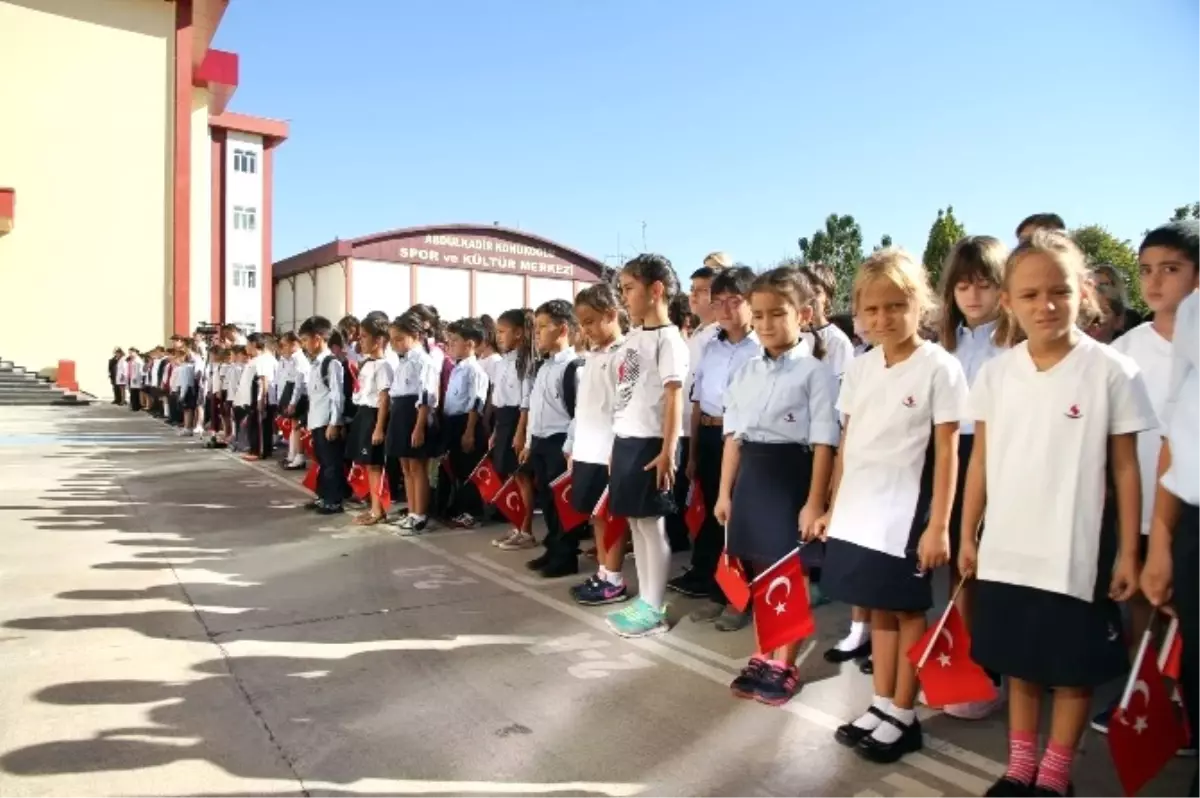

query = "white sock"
[631,516,670,610]
[410,514,425,523]
[870,704,915,744]
[837,621,871,652]
[607,570,625,587]
[852,695,892,731]
[597,566,610,581]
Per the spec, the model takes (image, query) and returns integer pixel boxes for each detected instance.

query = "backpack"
[320,355,356,420]
[562,358,583,419]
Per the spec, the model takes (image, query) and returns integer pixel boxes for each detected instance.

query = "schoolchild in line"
[278,331,310,469]
[108,348,124,405]
[1140,230,1200,798]
[187,340,206,435]
[715,265,840,706]
[387,312,440,534]
[799,263,856,380]
[240,334,277,460]
[675,265,760,632]
[605,253,690,638]
[126,348,144,412]
[958,230,1154,797]
[478,314,503,404]
[1083,272,1128,344]
[299,315,347,515]
[338,315,362,365]
[1098,220,1200,747]
[489,309,537,549]
[202,346,224,446]
[441,318,490,528]
[223,346,244,447]
[933,234,1010,721]
[815,247,969,765]
[348,315,393,525]
[359,310,405,503]
[521,300,585,577]
[567,283,631,605]
[1015,212,1067,243]
[1090,263,1144,337]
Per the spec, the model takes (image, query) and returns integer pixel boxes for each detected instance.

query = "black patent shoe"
[834,706,890,748]
[859,657,874,675]
[856,715,923,764]
[985,777,1033,797]
[824,641,871,664]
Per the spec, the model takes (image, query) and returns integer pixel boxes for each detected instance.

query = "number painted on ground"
[566,652,655,680]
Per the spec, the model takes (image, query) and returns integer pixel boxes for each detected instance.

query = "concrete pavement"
[0,404,1191,796]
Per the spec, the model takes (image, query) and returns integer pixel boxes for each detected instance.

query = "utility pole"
[641,221,647,251]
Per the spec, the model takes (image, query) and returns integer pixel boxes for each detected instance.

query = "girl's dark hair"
[498,308,536,380]
[337,315,360,339]
[711,265,756,298]
[937,235,1008,352]
[575,283,630,334]
[1140,219,1200,271]
[750,266,827,360]
[390,312,424,337]
[281,331,300,344]
[328,330,344,349]
[622,253,680,299]
[479,314,498,352]
[362,310,390,326]
[408,304,445,351]
[667,294,695,329]
[360,315,390,342]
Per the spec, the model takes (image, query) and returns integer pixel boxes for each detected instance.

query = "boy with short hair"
[299,315,346,514]
[242,333,278,461]
[1015,212,1066,241]
[442,318,490,528]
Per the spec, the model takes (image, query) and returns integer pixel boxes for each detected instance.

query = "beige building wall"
[0,0,174,397]
[190,88,213,328]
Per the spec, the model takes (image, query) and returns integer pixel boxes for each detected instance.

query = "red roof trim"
[194,48,238,114]
[209,112,290,146]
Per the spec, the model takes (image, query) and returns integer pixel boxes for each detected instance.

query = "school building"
[0,0,287,398]
[272,225,604,332]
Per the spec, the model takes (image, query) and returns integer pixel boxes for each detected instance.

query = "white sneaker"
[492,528,520,547]
[497,531,536,551]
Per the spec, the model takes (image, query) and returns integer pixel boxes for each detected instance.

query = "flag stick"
[1158,615,1179,673]
[749,544,806,586]
[915,575,969,671]
[1120,620,1158,713]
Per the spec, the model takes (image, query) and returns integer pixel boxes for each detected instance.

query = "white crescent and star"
[506,493,521,512]
[1116,679,1152,734]
[764,576,792,615]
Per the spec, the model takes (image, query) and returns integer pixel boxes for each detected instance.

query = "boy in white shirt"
[242,333,278,461]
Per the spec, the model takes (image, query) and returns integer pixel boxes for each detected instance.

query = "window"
[233,206,257,232]
[233,149,258,174]
[232,264,258,289]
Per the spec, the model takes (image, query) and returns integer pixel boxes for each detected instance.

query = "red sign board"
[352,232,597,282]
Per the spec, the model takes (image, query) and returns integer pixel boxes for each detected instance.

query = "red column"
[172,0,193,335]
[210,129,226,324]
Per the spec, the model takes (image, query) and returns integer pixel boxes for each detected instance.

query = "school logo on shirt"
[1065,404,1082,419]
[614,349,640,413]
[783,412,796,423]
[902,395,916,408]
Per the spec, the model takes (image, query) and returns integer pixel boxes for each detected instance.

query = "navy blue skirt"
[609,436,675,519]
[948,433,977,564]
[491,405,522,478]
[728,442,817,568]
[350,407,386,467]
[387,395,430,459]
[570,461,609,515]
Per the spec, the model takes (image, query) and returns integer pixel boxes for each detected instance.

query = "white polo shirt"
[1162,290,1200,505]
[1112,322,1174,534]
[613,325,690,440]
[566,339,623,465]
[827,342,969,558]
[683,323,720,434]
[973,336,1155,602]
[352,358,394,408]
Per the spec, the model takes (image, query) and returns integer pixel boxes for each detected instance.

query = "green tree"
[921,206,966,289]
[1071,224,1145,313]
[1172,203,1200,221]
[797,214,864,312]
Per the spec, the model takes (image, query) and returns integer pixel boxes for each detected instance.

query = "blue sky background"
[215,0,1200,272]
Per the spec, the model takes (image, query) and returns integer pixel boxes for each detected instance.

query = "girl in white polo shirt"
[349,316,394,526]
[959,230,1154,797]
[605,254,689,639]
[814,248,969,765]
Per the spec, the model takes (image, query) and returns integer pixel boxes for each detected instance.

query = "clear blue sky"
[215,0,1200,273]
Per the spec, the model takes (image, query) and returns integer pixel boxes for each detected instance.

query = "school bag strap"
[562,357,584,419]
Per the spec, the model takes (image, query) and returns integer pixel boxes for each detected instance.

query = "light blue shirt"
[1162,290,1199,505]
[691,330,760,418]
[526,348,580,446]
[305,350,344,428]
[723,341,841,446]
[443,356,489,417]
[491,350,533,410]
[953,320,1003,436]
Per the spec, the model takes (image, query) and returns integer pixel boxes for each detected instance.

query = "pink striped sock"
[1004,730,1038,785]
[1034,741,1075,795]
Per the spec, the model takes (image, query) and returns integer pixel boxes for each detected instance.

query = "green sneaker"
[605,598,668,638]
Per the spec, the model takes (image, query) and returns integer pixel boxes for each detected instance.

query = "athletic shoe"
[755,662,800,706]
[574,577,628,606]
[605,598,668,638]
[730,657,769,700]
[497,531,536,551]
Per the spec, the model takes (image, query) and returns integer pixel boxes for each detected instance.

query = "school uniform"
[946,321,1004,563]
[685,329,761,596]
[1162,291,1199,766]
[387,347,439,459]
[243,353,277,457]
[667,322,722,549]
[609,325,690,518]
[442,355,489,516]
[108,356,122,404]
[564,339,624,517]
[181,356,200,411]
[127,357,144,411]
[969,335,1155,688]
[168,361,188,425]
[490,351,533,478]
[822,342,969,613]
[349,357,394,467]
[307,349,347,507]
[526,349,584,567]
[800,322,855,380]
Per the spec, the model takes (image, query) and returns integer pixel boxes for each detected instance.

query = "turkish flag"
[301,429,314,459]
[491,477,528,528]
[378,477,392,512]
[302,463,319,493]
[1159,618,1182,681]
[906,605,996,708]
[276,417,293,438]
[1109,645,1187,796]
[468,456,502,503]
[751,549,815,653]
[551,473,591,532]
[715,552,750,612]
[347,464,370,501]
[594,489,630,551]
[684,484,706,540]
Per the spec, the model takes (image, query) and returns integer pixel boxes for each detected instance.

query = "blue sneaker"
[575,577,628,606]
[605,598,668,638]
